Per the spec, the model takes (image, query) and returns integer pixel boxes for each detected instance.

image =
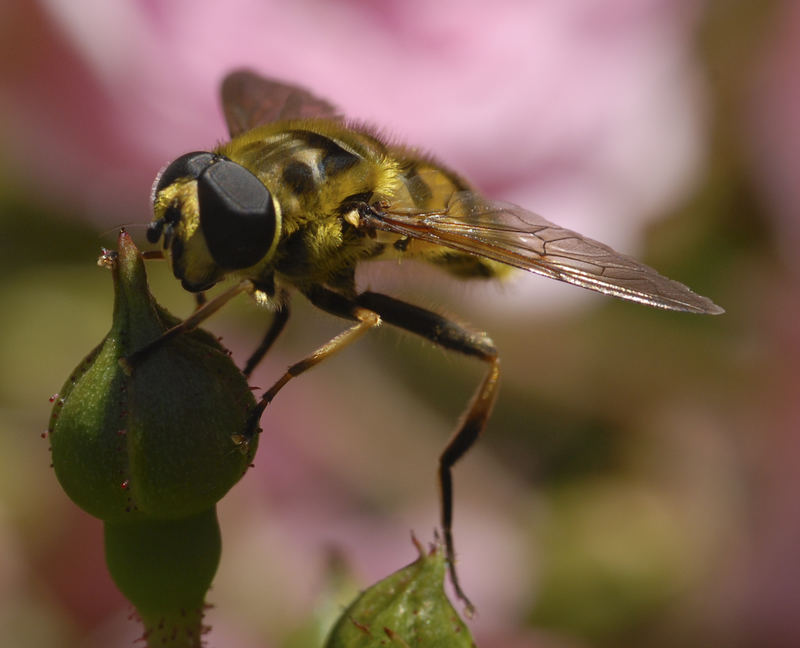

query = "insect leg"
[243,296,291,378]
[246,287,380,427]
[122,279,253,371]
[249,285,497,611]
[356,291,499,615]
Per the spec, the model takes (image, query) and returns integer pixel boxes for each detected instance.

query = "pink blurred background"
[0,0,797,646]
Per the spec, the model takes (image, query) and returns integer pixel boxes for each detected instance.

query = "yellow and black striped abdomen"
[382,153,511,280]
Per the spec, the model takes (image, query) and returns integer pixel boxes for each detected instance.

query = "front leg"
[244,283,383,432]
[121,279,254,372]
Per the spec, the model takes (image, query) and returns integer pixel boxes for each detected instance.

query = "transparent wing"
[221,69,343,137]
[365,192,723,314]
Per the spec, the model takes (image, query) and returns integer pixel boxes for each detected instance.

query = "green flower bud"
[325,538,476,648]
[47,231,259,645]
[48,230,257,521]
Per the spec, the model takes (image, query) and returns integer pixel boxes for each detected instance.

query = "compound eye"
[153,151,218,199]
[197,159,277,269]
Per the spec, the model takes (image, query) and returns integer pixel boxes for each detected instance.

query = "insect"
[141,69,723,610]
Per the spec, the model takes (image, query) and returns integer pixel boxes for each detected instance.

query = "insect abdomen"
[385,156,511,280]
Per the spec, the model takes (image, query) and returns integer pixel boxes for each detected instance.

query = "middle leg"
[246,287,381,429]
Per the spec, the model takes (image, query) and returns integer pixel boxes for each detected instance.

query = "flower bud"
[325,537,475,647]
[48,231,259,645]
[48,230,257,521]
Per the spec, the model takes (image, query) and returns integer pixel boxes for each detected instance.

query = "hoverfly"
[141,69,723,611]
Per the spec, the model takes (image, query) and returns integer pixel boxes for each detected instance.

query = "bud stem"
[104,508,221,647]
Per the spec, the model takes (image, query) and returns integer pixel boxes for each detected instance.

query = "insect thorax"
[217,122,507,288]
